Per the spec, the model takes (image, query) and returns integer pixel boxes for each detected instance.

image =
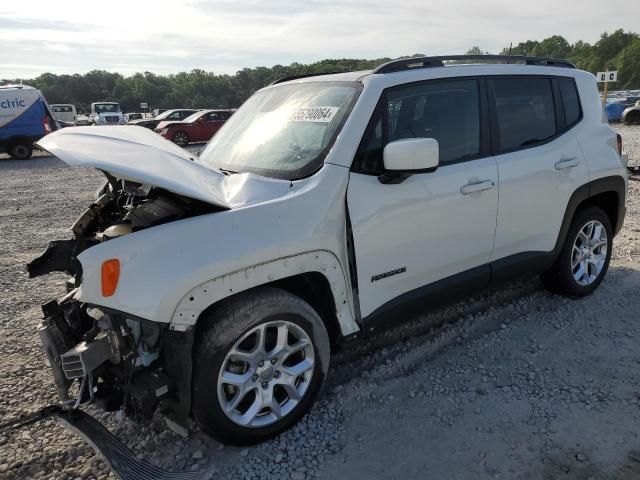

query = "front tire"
[192,287,330,445]
[7,141,33,160]
[541,206,613,297]
[171,131,189,146]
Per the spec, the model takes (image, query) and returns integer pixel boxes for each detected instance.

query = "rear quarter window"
[558,77,581,127]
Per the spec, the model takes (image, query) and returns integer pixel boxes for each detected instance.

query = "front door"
[347,78,499,320]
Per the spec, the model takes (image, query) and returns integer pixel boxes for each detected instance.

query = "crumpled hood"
[36,126,292,209]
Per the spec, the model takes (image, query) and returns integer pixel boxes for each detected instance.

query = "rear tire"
[192,287,330,445]
[171,131,189,146]
[541,206,612,297]
[7,141,33,160]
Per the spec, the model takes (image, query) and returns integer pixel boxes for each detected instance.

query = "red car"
[155,109,234,146]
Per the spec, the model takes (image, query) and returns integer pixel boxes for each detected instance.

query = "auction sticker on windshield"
[290,106,339,123]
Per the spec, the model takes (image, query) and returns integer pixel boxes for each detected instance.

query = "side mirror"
[380,138,439,183]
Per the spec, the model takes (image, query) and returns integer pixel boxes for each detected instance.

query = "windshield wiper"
[218,168,238,175]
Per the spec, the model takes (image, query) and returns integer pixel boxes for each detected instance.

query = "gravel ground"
[0,125,639,480]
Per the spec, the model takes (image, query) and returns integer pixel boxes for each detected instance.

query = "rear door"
[488,76,589,265]
[347,78,499,319]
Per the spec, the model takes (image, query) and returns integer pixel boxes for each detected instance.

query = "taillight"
[101,259,120,297]
[42,116,52,134]
[616,133,623,156]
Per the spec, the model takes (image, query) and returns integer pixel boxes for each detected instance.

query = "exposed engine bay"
[28,172,220,422]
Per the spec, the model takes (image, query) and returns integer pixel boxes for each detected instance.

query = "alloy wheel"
[571,220,608,286]
[217,320,315,428]
[173,132,188,146]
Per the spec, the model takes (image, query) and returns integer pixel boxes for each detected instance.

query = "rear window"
[558,78,581,127]
[492,77,556,153]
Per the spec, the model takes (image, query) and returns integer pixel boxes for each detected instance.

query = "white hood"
[36,126,292,208]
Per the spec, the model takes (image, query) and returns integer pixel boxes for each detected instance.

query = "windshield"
[155,110,177,120]
[183,111,206,123]
[95,103,120,113]
[198,81,360,180]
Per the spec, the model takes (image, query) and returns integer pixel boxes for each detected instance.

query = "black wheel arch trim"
[556,175,626,248]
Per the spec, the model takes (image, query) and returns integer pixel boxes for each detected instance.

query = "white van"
[50,104,77,124]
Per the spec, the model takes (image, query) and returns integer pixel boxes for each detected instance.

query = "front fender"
[170,250,358,334]
[75,164,358,335]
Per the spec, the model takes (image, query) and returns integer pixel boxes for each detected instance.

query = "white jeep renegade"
[32,55,627,446]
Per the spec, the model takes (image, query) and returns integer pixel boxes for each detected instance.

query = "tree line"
[7,29,640,114]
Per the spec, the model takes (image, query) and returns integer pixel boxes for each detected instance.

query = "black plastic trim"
[363,265,491,333]
[378,166,437,184]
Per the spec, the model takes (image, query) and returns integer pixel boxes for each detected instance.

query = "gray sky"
[2,0,639,78]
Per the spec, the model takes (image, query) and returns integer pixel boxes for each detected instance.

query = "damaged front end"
[29,173,218,423]
[37,297,173,420]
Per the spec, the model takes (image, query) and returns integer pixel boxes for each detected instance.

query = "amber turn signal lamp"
[101,259,120,297]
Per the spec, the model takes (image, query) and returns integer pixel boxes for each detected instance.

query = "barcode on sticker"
[290,106,339,123]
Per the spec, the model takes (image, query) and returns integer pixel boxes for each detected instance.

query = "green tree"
[618,38,640,89]
[532,35,572,59]
[501,40,539,56]
[465,46,484,56]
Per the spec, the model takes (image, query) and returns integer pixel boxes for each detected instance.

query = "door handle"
[460,180,495,195]
[555,157,579,170]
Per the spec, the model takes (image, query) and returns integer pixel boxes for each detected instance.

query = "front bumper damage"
[20,296,206,479]
[37,294,176,421]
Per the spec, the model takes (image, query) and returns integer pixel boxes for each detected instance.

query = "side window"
[492,78,556,152]
[207,112,221,121]
[169,112,182,119]
[354,79,480,174]
[558,77,581,127]
[387,80,480,164]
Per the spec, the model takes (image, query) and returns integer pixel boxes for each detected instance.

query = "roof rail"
[373,55,576,74]
[269,71,348,85]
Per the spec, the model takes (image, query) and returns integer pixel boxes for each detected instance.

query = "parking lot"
[0,125,639,479]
